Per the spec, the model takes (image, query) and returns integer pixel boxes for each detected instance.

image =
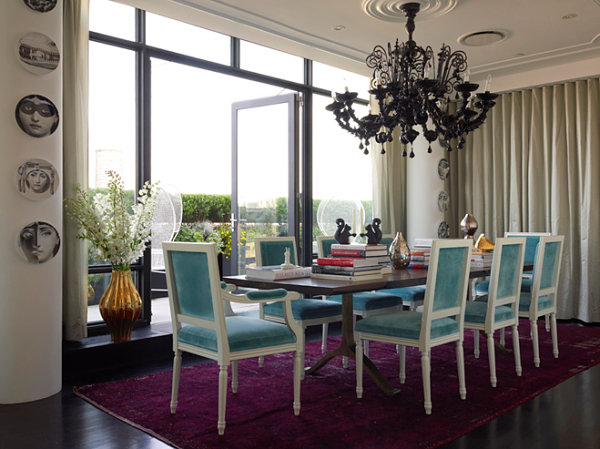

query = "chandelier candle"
[327,2,498,157]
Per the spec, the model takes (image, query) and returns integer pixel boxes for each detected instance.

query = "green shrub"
[181,194,231,223]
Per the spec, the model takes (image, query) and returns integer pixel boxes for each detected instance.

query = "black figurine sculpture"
[333,218,356,244]
[361,218,383,244]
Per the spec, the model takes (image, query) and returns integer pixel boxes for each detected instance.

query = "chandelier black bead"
[326,2,498,157]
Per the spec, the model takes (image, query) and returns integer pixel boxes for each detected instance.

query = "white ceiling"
[121,0,600,86]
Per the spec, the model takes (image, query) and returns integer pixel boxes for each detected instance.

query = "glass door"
[231,93,299,274]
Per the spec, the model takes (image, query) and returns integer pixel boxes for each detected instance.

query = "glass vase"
[389,231,411,270]
[99,269,142,343]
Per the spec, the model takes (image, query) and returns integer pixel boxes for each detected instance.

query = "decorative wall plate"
[23,0,57,13]
[16,159,59,201]
[437,221,450,239]
[437,190,449,212]
[18,32,59,74]
[18,221,60,264]
[438,158,450,180]
[15,94,59,138]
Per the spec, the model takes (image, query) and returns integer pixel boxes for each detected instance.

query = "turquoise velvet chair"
[517,235,565,367]
[355,239,473,415]
[163,241,304,435]
[255,237,343,371]
[464,237,526,387]
[474,232,550,296]
[316,235,404,364]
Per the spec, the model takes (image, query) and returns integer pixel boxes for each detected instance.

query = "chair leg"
[531,319,540,367]
[258,305,265,368]
[398,345,406,384]
[545,315,550,332]
[474,329,480,358]
[231,360,238,394]
[321,323,329,354]
[456,341,466,400]
[364,340,370,358]
[293,350,302,416]
[218,364,228,435]
[356,337,364,399]
[499,328,505,346]
[487,332,497,387]
[258,356,264,368]
[170,350,182,414]
[421,350,432,414]
[551,313,559,358]
[512,325,522,376]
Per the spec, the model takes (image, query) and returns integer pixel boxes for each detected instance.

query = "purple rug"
[74,321,600,449]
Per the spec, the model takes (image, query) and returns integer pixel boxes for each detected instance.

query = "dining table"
[223,266,501,397]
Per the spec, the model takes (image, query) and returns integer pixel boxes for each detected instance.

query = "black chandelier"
[327,2,498,157]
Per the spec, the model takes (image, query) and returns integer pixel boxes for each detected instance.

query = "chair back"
[420,239,472,346]
[485,237,526,327]
[316,235,336,258]
[504,232,550,266]
[255,236,298,267]
[531,235,564,302]
[163,242,228,350]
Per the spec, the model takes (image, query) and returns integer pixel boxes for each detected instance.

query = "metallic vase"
[99,270,142,343]
[389,231,411,270]
[460,213,478,239]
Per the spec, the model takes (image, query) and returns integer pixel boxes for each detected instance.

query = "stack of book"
[245,265,312,281]
[408,238,433,269]
[471,249,494,268]
[311,242,387,281]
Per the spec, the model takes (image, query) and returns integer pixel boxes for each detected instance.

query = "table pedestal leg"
[305,292,400,396]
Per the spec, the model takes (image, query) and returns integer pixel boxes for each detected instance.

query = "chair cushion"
[263,298,342,321]
[375,286,426,303]
[464,300,515,324]
[355,311,459,340]
[474,278,532,295]
[518,292,553,312]
[326,291,403,311]
[178,316,296,352]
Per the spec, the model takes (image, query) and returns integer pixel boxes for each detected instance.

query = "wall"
[0,0,63,404]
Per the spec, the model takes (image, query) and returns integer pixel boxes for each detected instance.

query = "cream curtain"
[371,98,408,235]
[62,0,90,340]
[447,78,600,322]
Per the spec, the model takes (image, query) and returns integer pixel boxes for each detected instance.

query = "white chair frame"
[316,234,404,364]
[163,241,304,435]
[255,236,343,371]
[465,237,526,387]
[518,235,564,367]
[356,239,473,415]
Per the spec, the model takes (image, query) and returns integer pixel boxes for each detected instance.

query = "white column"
[0,1,63,403]
[406,136,445,247]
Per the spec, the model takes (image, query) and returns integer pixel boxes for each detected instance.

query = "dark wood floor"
[2,321,600,449]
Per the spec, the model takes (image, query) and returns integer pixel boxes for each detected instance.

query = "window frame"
[88,4,368,332]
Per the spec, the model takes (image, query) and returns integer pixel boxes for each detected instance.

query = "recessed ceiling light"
[458,30,507,47]
[332,25,346,31]
[562,13,577,20]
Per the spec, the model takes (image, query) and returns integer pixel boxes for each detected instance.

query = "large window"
[88,0,370,327]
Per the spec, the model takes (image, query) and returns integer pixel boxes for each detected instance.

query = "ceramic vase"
[99,269,142,343]
[389,231,411,270]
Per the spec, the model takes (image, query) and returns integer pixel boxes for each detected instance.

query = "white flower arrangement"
[65,170,159,271]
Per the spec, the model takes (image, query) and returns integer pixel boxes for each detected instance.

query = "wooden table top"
[223,266,496,297]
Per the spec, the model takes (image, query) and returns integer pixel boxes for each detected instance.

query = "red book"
[330,248,388,257]
[316,257,380,268]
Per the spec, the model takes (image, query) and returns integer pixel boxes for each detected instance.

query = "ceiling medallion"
[362,0,459,22]
[328,2,498,157]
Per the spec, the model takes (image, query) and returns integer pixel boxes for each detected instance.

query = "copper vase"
[99,270,142,343]
[389,231,411,270]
